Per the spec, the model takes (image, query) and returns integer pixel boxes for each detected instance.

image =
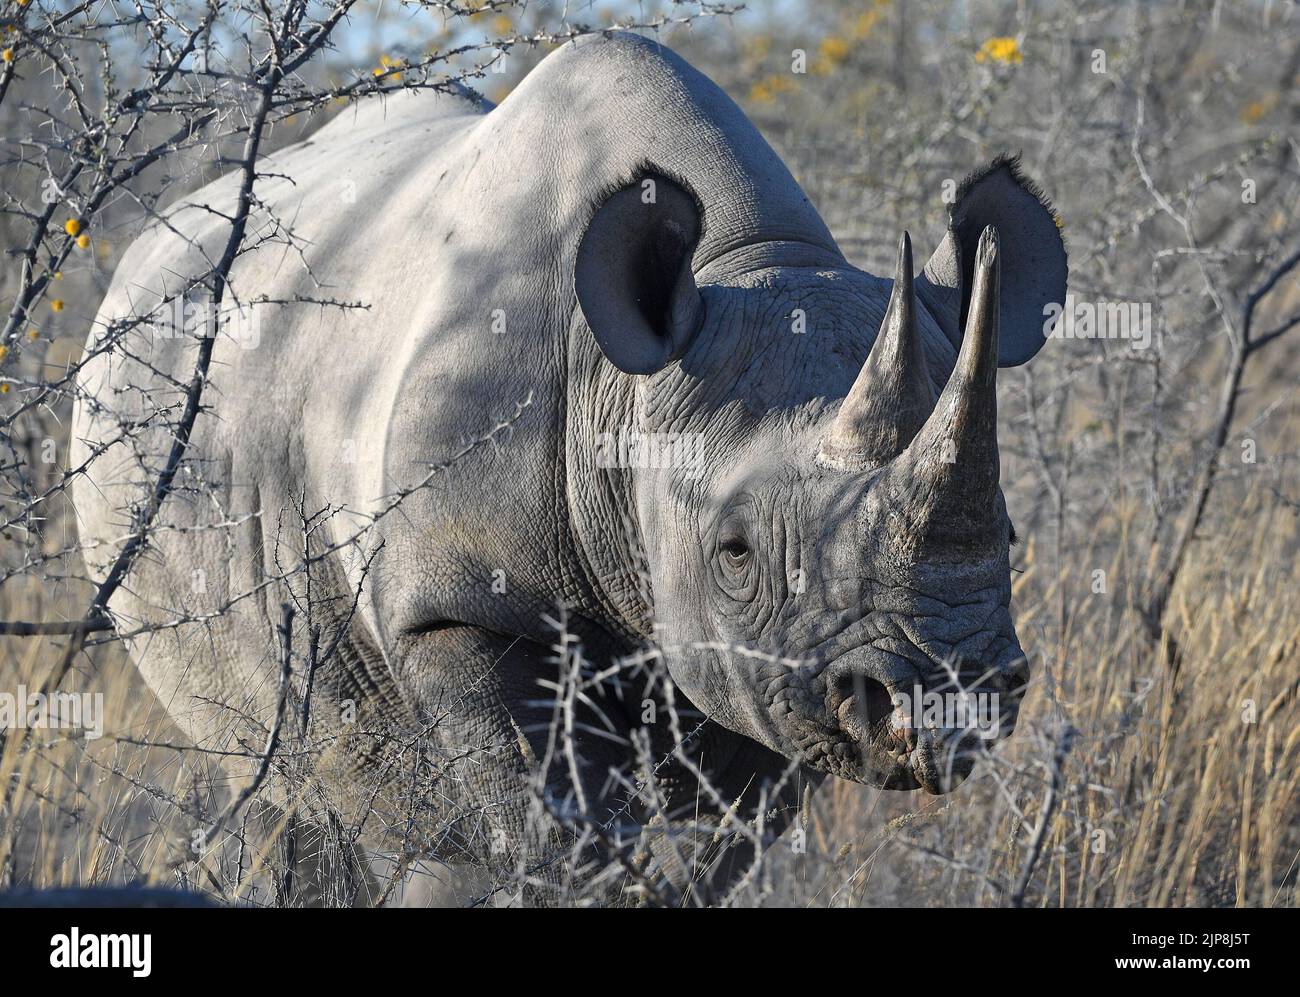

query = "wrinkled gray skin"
[72,33,1066,899]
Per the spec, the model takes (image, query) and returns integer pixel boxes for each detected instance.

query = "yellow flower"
[749,73,797,104]
[813,34,854,76]
[65,218,81,236]
[0,383,10,394]
[53,270,62,280]
[851,9,882,39]
[50,299,64,312]
[1240,96,1275,124]
[2,49,13,64]
[0,345,8,361]
[819,35,851,64]
[76,233,90,249]
[976,37,1023,65]
[27,328,38,340]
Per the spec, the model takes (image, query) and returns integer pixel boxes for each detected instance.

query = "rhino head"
[573,158,1066,793]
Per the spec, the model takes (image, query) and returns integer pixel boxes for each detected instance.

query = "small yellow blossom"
[50,299,64,312]
[749,73,798,104]
[65,218,81,237]
[53,270,62,280]
[820,36,850,63]
[374,54,406,80]
[1240,96,1275,124]
[975,37,1023,66]
[745,35,772,61]
[851,9,883,39]
[76,233,90,249]
[1,383,10,394]
[2,49,13,64]
[0,345,8,361]
[814,36,851,74]
[27,328,38,340]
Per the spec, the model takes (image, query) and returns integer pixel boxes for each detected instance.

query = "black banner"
[0,905,1285,983]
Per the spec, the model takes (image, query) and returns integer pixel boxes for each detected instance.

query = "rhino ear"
[575,172,704,375]
[916,154,1067,367]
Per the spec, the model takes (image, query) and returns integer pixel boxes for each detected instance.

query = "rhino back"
[71,32,843,676]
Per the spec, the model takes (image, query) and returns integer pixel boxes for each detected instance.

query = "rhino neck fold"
[563,312,660,644]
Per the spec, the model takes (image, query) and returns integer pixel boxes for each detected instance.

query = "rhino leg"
[237,804,381,908]
[388,623,827,904]
[633,722,815,903]
[382,623,635,898]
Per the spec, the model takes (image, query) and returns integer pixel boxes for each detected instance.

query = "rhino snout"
[819,651,1028,793]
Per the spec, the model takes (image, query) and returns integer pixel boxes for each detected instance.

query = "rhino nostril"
[831,671,897,744]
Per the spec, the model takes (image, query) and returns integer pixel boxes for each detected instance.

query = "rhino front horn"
[819,232,935,471]
[888,225,1002,548]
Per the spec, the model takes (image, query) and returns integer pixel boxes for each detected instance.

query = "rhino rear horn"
[575,173,704,375]
[888,225,1002,549]
[818,232,935,471]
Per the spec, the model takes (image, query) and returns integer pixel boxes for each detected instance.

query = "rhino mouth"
[831,681,1006,793]
[832,680,925,790]
[757,637,1027,792]
[824,675,936,792]
[769,655,1023,793]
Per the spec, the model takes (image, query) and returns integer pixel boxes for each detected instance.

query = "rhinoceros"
[71,31,1066,903]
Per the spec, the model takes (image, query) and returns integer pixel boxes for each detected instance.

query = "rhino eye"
[719,536,750,565]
